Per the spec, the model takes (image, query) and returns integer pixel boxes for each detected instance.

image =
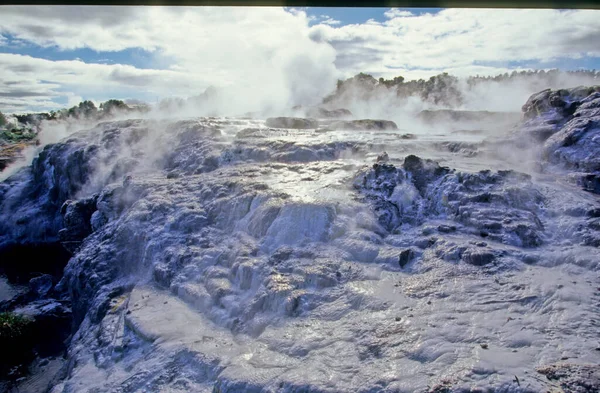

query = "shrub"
[0,312,35,376]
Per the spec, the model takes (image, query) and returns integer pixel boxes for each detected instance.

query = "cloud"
[384,9,414,18]
[0,6,338,114]
[0,7,599,113]
[309,8,600,80]
[321,17,341,26]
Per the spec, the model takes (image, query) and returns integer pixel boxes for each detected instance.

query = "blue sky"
[304,7,443,25]
[0,7,599,113]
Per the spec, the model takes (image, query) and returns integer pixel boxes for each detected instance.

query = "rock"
[518,87,600,193]
[58,196,98,242]
[13,299,72,357]
[579,173,600,194]
[376,151,389,163]
[402,155,451,196]
[536,363,600,393]
[327,119,398,131]
[398,248,415,268]
[265,117,318,129]
[28,274,53,298]
[297,107,353,119]
[355,157,544,247]
[437,224,456,233]
[461,248,495,266]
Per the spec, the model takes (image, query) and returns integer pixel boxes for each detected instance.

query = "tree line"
[325,69,600,107]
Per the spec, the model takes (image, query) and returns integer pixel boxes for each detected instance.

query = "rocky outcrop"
[265,117,318,129]
[518,86,600,194]
[354,155,545,247]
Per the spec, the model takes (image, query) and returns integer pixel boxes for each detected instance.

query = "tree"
[78,100,98,118]
[100,99,129,114]
[0,111,6,128]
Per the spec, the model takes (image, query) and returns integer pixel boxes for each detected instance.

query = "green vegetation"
[1,129,37,143]
[0,312,35,376]
[99,99,129,114]
[0,312,32,340]
[0,111,6,128]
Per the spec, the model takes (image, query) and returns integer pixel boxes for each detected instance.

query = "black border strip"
[1,0,599,9]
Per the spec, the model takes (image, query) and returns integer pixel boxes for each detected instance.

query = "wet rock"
[402,155,451,196]
[355,156,544,246]
[398,248,415,268]
[58,196,98,246]
[461,247,496,266]
[414,237,437,249]
[28,274,53,298]
[296,107,352,119]
[519,87,600,194]
[536,363,600,393]
[265,117,318,129]
[376,151,389,163]
[437,224,456,233]
[579,173,600,194]
[327,119,398,131]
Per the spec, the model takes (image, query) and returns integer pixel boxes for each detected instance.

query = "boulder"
[265,117,318,129]
[28,274,53,298]
[327,119,398,131]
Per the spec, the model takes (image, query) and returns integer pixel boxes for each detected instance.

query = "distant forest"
[325,69,600,108]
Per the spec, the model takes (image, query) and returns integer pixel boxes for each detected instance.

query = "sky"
[0,6,599,113]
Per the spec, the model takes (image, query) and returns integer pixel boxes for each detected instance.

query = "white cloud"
[309,9,600,80]
[0,7,599,113]
[384,8,414,18]
[321,17,341,26]
[0,6,338,114]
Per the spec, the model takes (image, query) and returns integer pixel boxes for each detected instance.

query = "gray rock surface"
[516,86,600,194]
[265,117,318,129]
[0,110,599,392]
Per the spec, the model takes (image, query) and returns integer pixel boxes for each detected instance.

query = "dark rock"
[415,237,437,249]
[376,151,389,163]
[398,248,415,268]
[536,363,600,393]
[399,133,416,139]
[166,171,180,179]
[327,119,398,131]
[58,196,98,244]
[437,225,456,233]
[14,299,72,357]
[403,155,451,195]
[265,117,318,129]
[461,248,495,266]
[28,274,53,298]
[579,173,600,194]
